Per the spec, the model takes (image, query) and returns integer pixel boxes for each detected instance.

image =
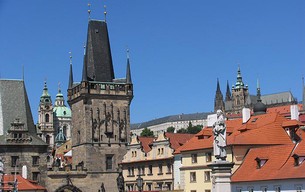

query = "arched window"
[63,125,67,136]
[46,135,51,145]
[45,114,50,122]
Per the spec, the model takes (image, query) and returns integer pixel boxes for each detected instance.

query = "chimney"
[207,113,217,127]
[242,108,251,123]
[291,105,299,120]
[22,165,27,179]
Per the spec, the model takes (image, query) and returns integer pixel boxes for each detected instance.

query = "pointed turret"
[82,20,115,82]
[126,55,132,84]
[68,56,74,89]
[235,66,246,89]
[225,80,231,101]
[253,79,266,115]
[214,78,225,112]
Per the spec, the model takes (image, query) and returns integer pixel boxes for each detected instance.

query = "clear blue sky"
[0,0,304,124]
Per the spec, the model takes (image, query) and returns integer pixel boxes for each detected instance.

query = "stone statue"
[213,109,227,160]
[116,172,125,192]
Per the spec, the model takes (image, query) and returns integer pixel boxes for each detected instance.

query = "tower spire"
[225,80,231,101]
[126,49,132,84]
[257,79,261,102]
[214,78,224,112]
[68,51,74,89]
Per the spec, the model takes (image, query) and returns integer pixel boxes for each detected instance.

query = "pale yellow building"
[121,132,194,191]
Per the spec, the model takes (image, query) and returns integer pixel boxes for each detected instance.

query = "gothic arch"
[55,185,82,192]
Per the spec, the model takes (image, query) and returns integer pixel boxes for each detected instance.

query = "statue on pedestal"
[213,109,227,161]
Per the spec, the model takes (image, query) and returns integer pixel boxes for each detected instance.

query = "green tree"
[177,128,188,133]
[140,128,154,137]
[187,124,203,134]
[166,126,175,133]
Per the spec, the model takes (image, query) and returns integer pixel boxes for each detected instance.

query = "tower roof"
[40,81,52,103]
[82,20,115,82]
[234,66,246,89]
[126,54,132,84]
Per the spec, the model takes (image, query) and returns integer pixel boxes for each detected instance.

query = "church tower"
[38,81,54,148]
[214,78,225,112]
[67,19,133,191]
[231,66,249,114]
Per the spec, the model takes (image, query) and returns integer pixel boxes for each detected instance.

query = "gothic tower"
[67,19,133,191]
[214,78,225,112]
[38,81,54,148]
[225,80,231,102]
[231,66,249,114]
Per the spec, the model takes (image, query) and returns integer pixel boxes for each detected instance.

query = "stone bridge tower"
[66,19,133,191]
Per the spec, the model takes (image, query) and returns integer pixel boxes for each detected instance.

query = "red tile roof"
[232,131,305,182]
[2,174,46,191]
[138,137,155,153]
[267,104,302,115]
[165,132,194,151]
[177,113,292,153]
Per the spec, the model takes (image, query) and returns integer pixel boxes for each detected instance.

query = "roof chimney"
[291,105,299,120]
[242,108,251,123]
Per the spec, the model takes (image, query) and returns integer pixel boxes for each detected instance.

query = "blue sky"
[0,0,304,123]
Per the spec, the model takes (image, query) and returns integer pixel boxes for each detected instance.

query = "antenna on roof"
[104,5,107,22]
[88,2,91,20]
[22,64,25,81]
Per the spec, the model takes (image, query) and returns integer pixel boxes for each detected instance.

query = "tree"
[140,128,154,137]
[187,124,203,134]
[166,126,175,133]
[177,128,188,133]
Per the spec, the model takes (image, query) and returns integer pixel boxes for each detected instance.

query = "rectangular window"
[128,167,132,176]
[206,152,212,162]
[106,155,113,170]
[204,171,211,182]
[236,187,242,192]
[147,183,152,191]
[166,183,171,190]
[11,156,19,167]
[205,190,211,192]
[148,165,153,175]
[158,164,163,174]
[131,167,134,176]
[296,185,302,192]
[32,156,39,166]
[32,172,40,181]
[141,166,145,175]
[138,166,141,175]
[274,186,281,192]
[191,190,197,192]
[167,163,171,173]
[190,172,196,182]
[248,187,254,192]
[191,154,198,163]
[261,186,267,192]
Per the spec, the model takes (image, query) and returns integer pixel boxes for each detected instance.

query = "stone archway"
[55,184,82,192]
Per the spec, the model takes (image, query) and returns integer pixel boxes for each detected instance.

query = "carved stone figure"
[117,172,125,192]
[213,109,227,160]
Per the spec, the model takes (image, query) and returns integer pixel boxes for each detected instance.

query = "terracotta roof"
[2,174,46,191]
[266,104,302,115]
[165,132,194,151]
[177,113,292,153]
[138,137,155,153]
[282,119,305,128]
[299,114,305,123]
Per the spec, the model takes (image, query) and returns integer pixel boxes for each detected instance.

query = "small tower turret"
[214,78,225,112]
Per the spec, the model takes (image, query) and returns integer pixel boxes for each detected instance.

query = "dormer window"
[255,157,268,169]
[292,154,305,166]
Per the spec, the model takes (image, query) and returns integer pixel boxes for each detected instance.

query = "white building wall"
[173,154,183,190]
[232,179,305,192]
[131,119,208,136]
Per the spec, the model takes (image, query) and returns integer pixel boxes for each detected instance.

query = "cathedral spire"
[235,65,245,89]
[214,78,224,112]
[225,80,231,101]
[68,52,74,89]
[126,49,132,84]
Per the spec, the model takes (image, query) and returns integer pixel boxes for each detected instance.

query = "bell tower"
[67,19,133,186]
[38,81,54,148]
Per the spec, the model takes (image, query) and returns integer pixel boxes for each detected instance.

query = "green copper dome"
[53,87,71,117]
[55,127,66,146]
[40,81,52,103]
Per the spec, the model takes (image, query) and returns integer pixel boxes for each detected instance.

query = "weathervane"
[88,2,91,20]
[104,5,107,22]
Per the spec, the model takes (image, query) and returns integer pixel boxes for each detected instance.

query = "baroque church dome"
[53,88,71,118]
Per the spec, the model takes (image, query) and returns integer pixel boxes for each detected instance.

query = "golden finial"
[104,5,107,22]
[88,3,91,20]
[69,51,72,65]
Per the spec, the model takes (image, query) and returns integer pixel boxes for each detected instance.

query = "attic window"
[251,118,258,123]
[255,157,267,169]
[292,154,305,166]
[95,29,99,33]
